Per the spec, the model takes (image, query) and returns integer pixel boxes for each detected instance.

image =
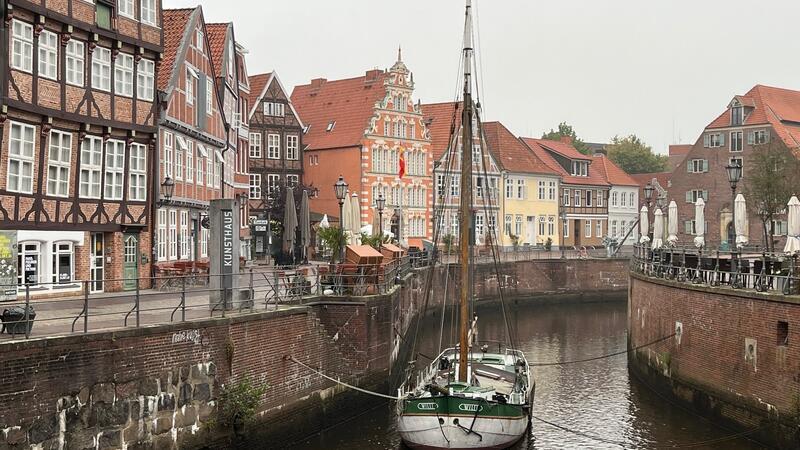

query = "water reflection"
[290,300,765,449]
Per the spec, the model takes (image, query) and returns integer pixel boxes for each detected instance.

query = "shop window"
[17,242,40,286]
[52,242,74,284]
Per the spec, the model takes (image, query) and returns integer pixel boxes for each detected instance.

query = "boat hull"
[398,397,529,450]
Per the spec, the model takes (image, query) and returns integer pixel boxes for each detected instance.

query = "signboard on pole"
[0,231,18,302]
[221,209,234,291]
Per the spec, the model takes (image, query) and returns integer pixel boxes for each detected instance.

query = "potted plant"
[545,237,553,252]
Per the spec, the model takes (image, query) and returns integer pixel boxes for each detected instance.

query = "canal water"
[290,299,765,449]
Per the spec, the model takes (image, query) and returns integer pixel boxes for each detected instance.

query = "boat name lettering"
[416,402,437,410]
[458,403,482,412]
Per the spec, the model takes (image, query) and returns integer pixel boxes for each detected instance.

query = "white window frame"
[79,136,103,199]
[66,40,85,87]
[195,29,204,52]
[596,220,603,238]
[186,68,195,105]
[137,59,154,101]
[196,146,205,185]
[268,134,280,159]
[129,143,147,201]
[180,210,189,260]
[92,47,112,91]
[206,155,214,188]
[286,135,299,160]
[168,209,178,260]
[249,133,262,158]
[205,77,213,115]
[104,140,125,200]
[186,142,194,183]
[47,130,72,198]
[585,221,592,238]
[38,30,59,80]
[175,140,184,181]
[114,53,134,97]
[163,131,173,178]
[287,174,299,187]
[200,228,208,258]
[157,209,167,261]
[730,131,743,152]
[11,20,34,73]
[7,122,36,194]
[140,0,157,26]
[118,0,135,18]
[249,174,261,199]
[267,174,280,195]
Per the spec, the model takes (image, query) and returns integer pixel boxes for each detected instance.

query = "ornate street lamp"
[334,175,348,262]
[158,177,175,206]
[376,193,386,240]
[643,183,654,208]
[726,160,743,285]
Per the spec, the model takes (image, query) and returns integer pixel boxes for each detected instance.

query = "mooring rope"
[286,356,400,400]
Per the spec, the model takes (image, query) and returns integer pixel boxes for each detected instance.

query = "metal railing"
[631,244,799,296]
[0,254,432,341]
[435,245,630,263]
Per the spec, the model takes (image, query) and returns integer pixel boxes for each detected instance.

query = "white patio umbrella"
[667,201,678,246]
[350,193,362,245]
[694,198,706,249]
[320,214,330,229]
[652,209,664,250]
[735,193,749,248]
[639,206,650,244]
[340,191,351,238]
[784,196,800,254]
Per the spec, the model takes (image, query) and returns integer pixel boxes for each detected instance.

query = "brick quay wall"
[0,259,628,450]
[628,272,800,449]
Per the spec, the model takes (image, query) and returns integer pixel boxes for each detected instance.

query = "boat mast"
[458,0,474,383]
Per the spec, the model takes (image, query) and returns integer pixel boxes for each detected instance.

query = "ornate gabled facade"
[0,0,163,293]
[206,21,251,258]
[247,71,304,256]
[422,102,502,246]
[291,52,434,248]
[154,7,227,270]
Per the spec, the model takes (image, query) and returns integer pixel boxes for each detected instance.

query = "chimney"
[560,136,573,145]
[310,78,327,89]
[593,148,607,157]
[364,69,382,83]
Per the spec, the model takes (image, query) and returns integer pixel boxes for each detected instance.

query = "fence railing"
[631,244,799,296]
[0,254,432,341]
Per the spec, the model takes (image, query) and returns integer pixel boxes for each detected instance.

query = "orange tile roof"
[707,84,800,148]
[248,72,272,111]
[291,71,388,151]
[205,23,230,78]
[482,122,558,175]
[421,101,462,161]
[521,138,609,186]
[591,154,639,187]
[159,8,194,90]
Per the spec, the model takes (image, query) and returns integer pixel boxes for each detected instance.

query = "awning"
[214,150,224,161]
[197,144,208,158]
[187,66,199,79]
[175,135,189,151]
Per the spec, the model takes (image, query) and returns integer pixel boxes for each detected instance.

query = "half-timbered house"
[0,0,163,293]
[154,7,226,272]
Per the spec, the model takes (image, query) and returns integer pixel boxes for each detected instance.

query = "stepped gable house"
[246,71,305,255]
[291,52,434,247]
[521,137,610,248]
[206,21,252,258]
[0,0,163,293]
[154,7,227,271]
[667,84,800,247]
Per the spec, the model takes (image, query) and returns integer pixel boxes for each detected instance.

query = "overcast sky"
[164,0,800,154]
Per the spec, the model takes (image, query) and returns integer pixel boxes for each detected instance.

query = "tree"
[744,140,798,252]
[542,122,591,155]
[606,135,668,174]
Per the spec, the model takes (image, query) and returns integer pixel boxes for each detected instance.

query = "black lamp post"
[334,175,348,262]
[376,193,386,241]
[726,160,743,244]
[643,183,655,241]
[158,177,175,206]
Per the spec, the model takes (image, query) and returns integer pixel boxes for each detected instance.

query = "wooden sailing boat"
[396,1,534,448]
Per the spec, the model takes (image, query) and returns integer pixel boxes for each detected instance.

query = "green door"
[123,234,139,291]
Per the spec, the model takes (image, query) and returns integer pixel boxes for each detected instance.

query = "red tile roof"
[521,138,609,186]
[481,122,558,175]
[592,154,639,187]
[248,72,272,112]
[159,8,194,90]
[205,23,230,78]
[291,71,388,151]
[421,101,462,160]
[707,84,800,148]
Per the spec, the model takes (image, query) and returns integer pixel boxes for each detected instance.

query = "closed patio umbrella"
[283,187,298,255]
[299,190,311,260]
[341,191,352,240]
[667,201,678,246]
[694,198,706,249]
[639,206,650,244]
[652,209,664,250]
[784,196,800,254]
[735,193,748,248]
[320,214,330,229]
[350,193,362,245]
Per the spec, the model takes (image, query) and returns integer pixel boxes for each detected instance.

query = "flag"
[398,147,406,179]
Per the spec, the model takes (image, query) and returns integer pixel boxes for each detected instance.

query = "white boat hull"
[397,414,528,450]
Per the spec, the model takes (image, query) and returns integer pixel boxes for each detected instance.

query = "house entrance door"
[90,233,104,293]
[574,220,582,246]
[123,234,139,291]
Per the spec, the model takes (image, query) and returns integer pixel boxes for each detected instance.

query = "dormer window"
[571,161,588,177]
[732,105,743,125]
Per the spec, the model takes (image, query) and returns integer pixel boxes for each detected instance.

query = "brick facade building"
[154,7,227,271]
[0,0,162,293]
[666,85,800,248]
[291,53,434,248]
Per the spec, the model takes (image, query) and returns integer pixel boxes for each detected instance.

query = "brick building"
[247,71,304,256]
[422,102,502,246]
[206,22,252,259]
[154,8,227,271]
[522,137,610,248]
[0,0,162,293]
[666,85,800,247]
[291,52,434,248]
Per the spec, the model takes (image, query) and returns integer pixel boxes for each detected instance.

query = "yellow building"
[483,122,562,249]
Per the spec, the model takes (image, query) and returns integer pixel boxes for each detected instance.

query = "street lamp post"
[334,175,348,263]
[376,193,385,241]
[158,177,175,207]
[643,183,654,241]
[726,161,743,287]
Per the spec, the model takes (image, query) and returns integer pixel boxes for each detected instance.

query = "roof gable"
[482,122,557,176]
[592,155,639,187]
[249,72,304,128]
[205,23,231,79]
[521,138,609,186]
[421,102,462,161]
[159,8,195,92]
